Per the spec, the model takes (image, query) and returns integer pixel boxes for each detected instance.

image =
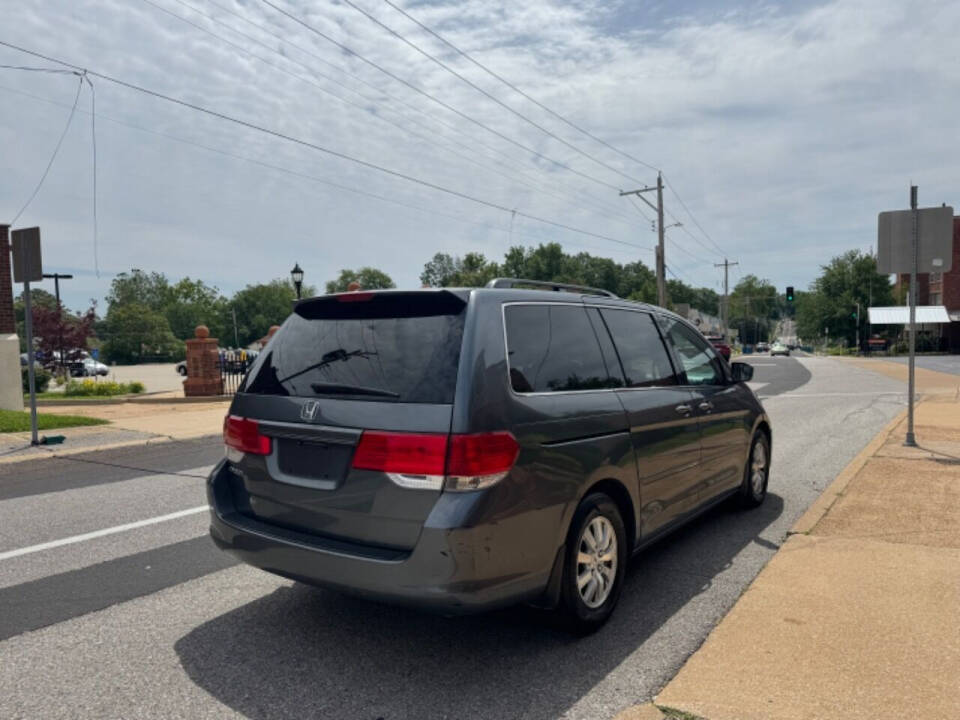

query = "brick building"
[895,215,960,351]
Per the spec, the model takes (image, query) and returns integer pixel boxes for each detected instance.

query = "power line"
[339,0,647,188]
[0,80,649,261]
[10,73,84,225]
[139,0,640,227]
[662,174,728,257]
[185,0,639,224]
[377,0,661,174]
[257,0,623,193]
[0,44,644,251]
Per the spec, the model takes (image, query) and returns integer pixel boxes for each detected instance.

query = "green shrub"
[21,366,52,393]
[64,379,146,397]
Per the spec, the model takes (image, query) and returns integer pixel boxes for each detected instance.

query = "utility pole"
[42,272,73,373]
[620,172,677,308]
[714,258,739,340]
[905,184,918,447]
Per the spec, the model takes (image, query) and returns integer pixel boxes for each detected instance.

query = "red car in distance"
[705,335,732,361]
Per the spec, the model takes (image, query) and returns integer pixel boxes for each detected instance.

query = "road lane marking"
[0,506,209,561]
[747,362,777,366]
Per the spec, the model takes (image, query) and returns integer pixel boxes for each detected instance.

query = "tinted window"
[242,293,465,403]
[661,318,725,386]
[600,309,677,387]
[505,304,621,393]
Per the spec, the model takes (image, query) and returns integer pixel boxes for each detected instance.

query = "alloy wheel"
[576,516,618,609]
[751,441,767,495]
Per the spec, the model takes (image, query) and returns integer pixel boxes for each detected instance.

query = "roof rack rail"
[485,278,618,298]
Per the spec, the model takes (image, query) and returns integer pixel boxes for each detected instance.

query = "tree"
[729,275,779,344]
[164,278,230,341]
[106,269,171,311]
[796,251,893,348]
[14,289,58,352]
[326,267,396,294]
[231,278,315,347]
[101,304,184,364]
[420,252,500,287]
[30,303,98,366]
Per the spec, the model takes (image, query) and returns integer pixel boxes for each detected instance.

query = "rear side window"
[661,317,726,386]
[504,304,622,393]
[242,292,465,403]
[600,309,677,387]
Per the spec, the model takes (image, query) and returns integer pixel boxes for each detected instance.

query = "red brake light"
[337,292,374,302]
[447,432,519,477]
[352,431,448,475]
[223,415,272,455]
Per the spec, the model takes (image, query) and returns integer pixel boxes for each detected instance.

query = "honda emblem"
[300,400,320,422]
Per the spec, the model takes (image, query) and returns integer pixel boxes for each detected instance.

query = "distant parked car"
[756,342,770,353]
[771,342,790,357]
[704,335,732,361]
[71,358,109,377]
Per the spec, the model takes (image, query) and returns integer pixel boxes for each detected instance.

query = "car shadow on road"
[174,494,784,720]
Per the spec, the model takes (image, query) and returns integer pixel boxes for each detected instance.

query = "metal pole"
[23,278,39,445]
[232,307,239,348]
[905,184,918,447]
[656,172,666,307]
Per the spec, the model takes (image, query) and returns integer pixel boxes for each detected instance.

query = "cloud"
[0,0,957,311]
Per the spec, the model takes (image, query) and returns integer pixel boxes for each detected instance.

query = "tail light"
[351,431,519,492]
[223,415,272,460]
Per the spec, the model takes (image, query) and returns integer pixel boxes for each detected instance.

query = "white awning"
[868,306,952,324]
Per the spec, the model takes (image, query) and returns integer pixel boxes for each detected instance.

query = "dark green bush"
[21,366,52,393]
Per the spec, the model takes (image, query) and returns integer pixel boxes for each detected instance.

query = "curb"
[788,406,908,536]
[35,395,231,407]
[0,432,221,465]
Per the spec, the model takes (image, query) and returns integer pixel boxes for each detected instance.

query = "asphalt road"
[0,357,910,720]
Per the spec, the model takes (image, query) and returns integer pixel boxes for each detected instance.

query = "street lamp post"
[42,272,73,373]
[290,263,304,300]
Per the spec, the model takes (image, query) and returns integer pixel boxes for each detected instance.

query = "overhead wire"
[185,0,639,224]
[372,0,731,260]
[0,82,648,262]
[10,72,84,225]
[0,45,646,252]
[376,0,661,174]
[338,0,648,188]
[257,0,624,193]
[139,0,641,227]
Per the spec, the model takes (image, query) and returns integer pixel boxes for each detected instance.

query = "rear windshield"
[241,292,466,403]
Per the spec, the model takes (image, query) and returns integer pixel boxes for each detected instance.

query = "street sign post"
[12,227,42,446]
[876,192,953,447]
[877,205,953,274]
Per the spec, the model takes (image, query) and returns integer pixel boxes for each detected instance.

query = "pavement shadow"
[175,494,784,720]
[749,357,812,398]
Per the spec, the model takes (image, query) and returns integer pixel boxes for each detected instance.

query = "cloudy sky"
[1,0,957,312]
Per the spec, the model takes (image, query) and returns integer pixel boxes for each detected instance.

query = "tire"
[558,492,627,634]
[739,432,770,508]
[177,365,187,376]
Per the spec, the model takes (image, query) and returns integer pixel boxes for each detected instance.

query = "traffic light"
[851,311,858,319]
[786,286,794,302]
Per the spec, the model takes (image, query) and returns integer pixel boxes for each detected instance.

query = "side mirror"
[731,362,754,383]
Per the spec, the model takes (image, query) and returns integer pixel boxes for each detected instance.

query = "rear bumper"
[207,461,553,613]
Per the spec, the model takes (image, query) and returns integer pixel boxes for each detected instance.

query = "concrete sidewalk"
[644,366,960,719]
[0,399,229,463]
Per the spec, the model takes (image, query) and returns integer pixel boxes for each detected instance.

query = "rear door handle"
[699,401,714,412]
[675,404,692,415]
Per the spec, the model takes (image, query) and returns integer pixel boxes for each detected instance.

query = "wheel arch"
[578,478,637,555]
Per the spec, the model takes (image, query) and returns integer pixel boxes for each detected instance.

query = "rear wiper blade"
[309,382,399,399]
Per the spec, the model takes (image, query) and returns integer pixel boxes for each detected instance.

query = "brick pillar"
[0,225,14,334]
[183,325,223,396]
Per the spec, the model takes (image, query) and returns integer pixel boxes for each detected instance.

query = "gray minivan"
[208,279,770,632]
